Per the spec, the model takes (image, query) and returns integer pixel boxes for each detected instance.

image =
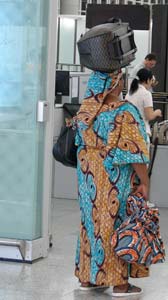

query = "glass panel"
[58,17,75,64]
[0,0,49,240]
[127,30,149,88]
[130,30,149,67]
[76,17,86,65]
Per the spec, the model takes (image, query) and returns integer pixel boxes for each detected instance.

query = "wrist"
[141,179,149,187]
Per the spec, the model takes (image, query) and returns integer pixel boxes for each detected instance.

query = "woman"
[126,68,162,149]
[75,70,150,297]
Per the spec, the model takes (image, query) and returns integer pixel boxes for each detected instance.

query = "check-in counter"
[53,70,90,200]
[149,144,168,207]
[148,93,168,207]
[52,105,78,200]
[152,92,168,122]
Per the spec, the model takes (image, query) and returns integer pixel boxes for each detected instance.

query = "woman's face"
[118,77,124,93]
[147,78,153,89]
[109,71,124,94]
[107,71,124,96]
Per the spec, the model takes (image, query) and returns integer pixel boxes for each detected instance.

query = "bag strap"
[62,104,74,118]
[148,137,158,178]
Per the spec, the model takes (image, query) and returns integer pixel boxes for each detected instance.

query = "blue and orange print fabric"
[75,72,150,286]
[112,193,165,266]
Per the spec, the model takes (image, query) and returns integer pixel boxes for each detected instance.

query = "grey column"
[60,0,81,14]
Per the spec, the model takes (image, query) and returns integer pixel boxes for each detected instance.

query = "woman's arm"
[144,106,162,121]
[132,163,149,200]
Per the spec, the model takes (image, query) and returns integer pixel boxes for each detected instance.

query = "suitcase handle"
[107,17,121,24]
[108,30,137,60]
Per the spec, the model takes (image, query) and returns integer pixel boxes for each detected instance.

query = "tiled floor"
[0,198,167,300]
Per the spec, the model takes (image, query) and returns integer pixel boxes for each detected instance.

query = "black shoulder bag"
[53,79,108,168]
[53,104,79,168]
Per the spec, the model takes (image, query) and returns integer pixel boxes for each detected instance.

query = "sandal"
[112,283,143,297]
[79,283,109,291]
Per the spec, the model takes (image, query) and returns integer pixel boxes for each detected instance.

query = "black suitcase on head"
[77,19,137,73]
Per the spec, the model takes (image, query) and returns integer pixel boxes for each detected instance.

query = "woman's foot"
[112,283,143,297]
[79,282,109,291]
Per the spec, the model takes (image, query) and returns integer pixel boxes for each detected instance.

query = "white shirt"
[131,62,145,79]
[125,84,153,135]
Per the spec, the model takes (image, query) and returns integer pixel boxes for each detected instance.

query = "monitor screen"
[55,71,70,96]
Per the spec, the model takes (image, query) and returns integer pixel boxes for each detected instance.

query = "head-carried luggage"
[77,18,137,73]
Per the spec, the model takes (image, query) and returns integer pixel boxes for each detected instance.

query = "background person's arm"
[144,106,162,121]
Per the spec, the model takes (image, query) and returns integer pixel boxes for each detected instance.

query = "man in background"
[131,53,157,78]
[130,53,158,91]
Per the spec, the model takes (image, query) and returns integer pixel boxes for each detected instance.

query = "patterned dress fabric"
[74,72,150,286]
[112,193,165,266]
[84,71,112,98]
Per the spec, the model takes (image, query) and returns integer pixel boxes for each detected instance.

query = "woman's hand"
[155,109,162,118]
[132,163,149,200]
[134,183,149,200]
[151,76,158,87]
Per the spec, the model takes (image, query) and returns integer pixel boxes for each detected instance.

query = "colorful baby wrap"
[111,193,165,266]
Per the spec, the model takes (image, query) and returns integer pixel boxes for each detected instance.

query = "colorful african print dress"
[75,95,150,286]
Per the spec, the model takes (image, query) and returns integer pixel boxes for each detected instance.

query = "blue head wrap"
[84,71,112,98]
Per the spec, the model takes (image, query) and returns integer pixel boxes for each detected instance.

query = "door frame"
[0,0,58,262]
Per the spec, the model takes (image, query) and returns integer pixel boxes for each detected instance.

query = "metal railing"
[58,0,167,15]
[56,63,84,72]
[81,0,167,12]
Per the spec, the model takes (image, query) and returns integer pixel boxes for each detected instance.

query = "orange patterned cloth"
[112,193,165,266]
[75,92,149,286]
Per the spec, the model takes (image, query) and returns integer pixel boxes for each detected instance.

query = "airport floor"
[0,198,167,300]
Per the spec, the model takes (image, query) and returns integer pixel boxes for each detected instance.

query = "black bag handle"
[107,17,121,24]
[148,137,158,178]
[63,104,74,118]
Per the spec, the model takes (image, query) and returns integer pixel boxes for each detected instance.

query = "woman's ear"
[147,78,151,85]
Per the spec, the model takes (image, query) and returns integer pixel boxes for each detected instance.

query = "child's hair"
[129,68,153,95]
